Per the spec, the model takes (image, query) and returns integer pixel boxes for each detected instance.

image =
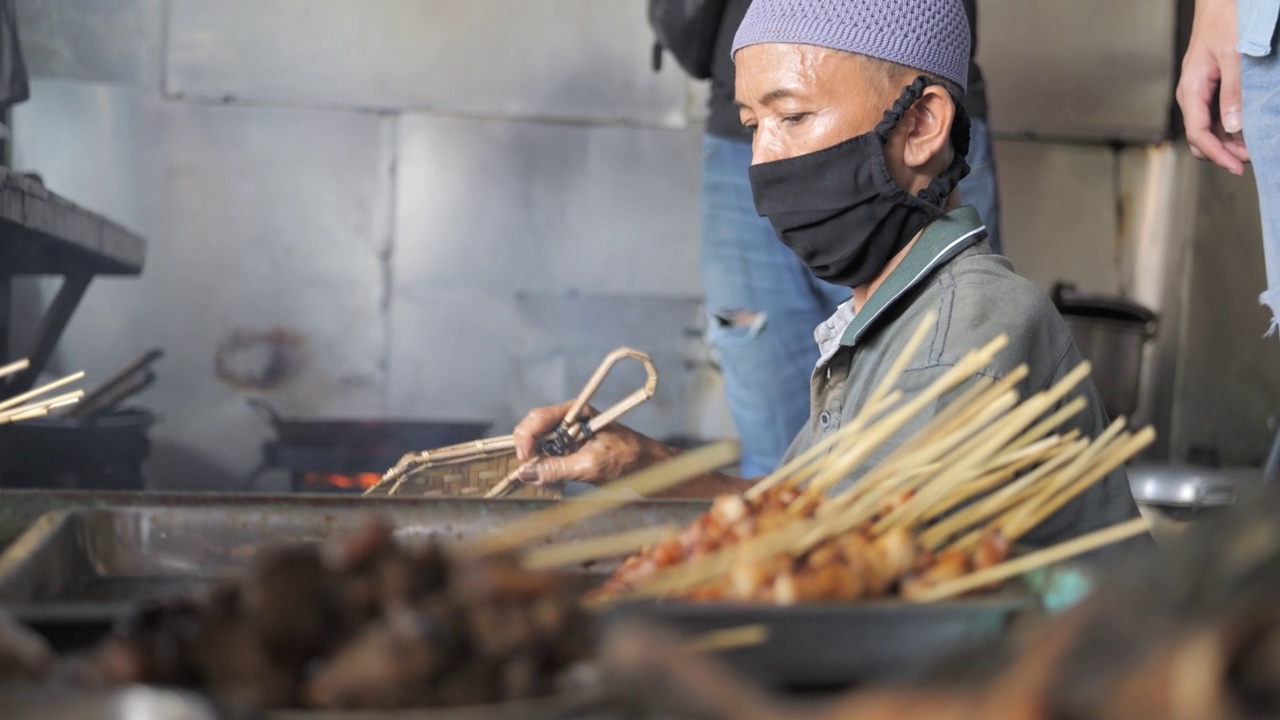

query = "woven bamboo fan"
[364,348,658,499]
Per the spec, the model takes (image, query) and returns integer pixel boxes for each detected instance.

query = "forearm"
[626,437,758,499]
[1193,0,1236,21]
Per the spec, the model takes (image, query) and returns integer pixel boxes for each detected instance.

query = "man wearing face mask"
[513,0,1139,544]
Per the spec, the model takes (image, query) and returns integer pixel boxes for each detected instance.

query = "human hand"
[1177,0,1250,174]
[511,401,664,487]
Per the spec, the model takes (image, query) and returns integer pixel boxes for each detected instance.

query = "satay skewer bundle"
[0,360,86,424]
[512,312,1154,607]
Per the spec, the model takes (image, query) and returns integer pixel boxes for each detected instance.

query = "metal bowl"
[1128,462,1256,545]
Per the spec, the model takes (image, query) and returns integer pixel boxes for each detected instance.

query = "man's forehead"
[735,44,875,102]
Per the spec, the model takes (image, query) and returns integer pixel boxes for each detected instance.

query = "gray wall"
[11,0,1279,489]
[11,0,730,490]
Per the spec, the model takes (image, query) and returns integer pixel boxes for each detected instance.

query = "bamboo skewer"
[819,395,1020,541]
[909,434,1072,531]
[813,378,1001,522]
[2,407,48,423]
[1002,397,1088,457]
[918,438,1088,550]
[748,312,939,503]
[864,311,937,412]
[986,420,1132,539]
[817,356,1031,521]
[1004,427,1155,542]
[869,391,1022,534]
[586,313,1156,607]
[944,412,1132,554]
[749,390,902,502]
[521,525,677,570]
[0,390,85,423]
[617,519,814,602]
[0,371,86,414]
[910,516,1151,603]
[681,624,769,653]
[466,440,740,557]
[0,358,30,380]
[802,335,1010,497]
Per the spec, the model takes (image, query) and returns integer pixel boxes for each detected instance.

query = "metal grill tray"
[0,498,1036,695]
[0,683,616,720]
[602,594,1031,691]
[0,498,709,607]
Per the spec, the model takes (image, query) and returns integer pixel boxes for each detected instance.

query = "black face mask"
[748,76,972,289]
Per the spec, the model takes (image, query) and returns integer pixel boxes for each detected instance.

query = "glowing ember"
[304,472,381,490]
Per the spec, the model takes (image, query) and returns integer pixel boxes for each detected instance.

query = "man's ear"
[900,85,956,171]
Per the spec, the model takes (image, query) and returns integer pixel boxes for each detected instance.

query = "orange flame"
[304,472,381,490]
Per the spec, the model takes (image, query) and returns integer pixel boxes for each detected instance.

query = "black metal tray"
[602,594,1032,691]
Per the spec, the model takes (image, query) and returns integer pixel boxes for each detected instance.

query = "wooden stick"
[682,624,769,653]
[829,364,1027,510]
[482,464,527,499]
[802,335,1010,497]
[1005,427,1155,542]
[747,310,936,503]
[933,362,1091,486]
[865,311,937,411]
[365,437,518,495]
[620,519,814,601]
[910,516,1151,603]
[746,390,902,502]
[1001,397,1088,457]
[989,419,1131,539]
[521,525,676,570]
[0,390,85,422]
[909,366,1029,450]
[851,373,1021,501]
[918,437,1089,550]
[869,390,1022,533]
[916,434,1072,528]
[814,377,1003,521]
[467,440,740,556]
[0,407,49,424]
[0,371,86,414]
[0,358,29,380]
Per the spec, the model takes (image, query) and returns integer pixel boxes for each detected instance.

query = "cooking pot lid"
[1051,282,1158,325]
[1127,462,1255,508]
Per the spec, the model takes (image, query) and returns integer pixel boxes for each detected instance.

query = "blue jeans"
[700,123,1004,476]
[1242,32,1280,333]
[961,117,1003,255]
[701,135,849,477]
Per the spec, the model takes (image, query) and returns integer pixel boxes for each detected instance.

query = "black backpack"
[647,0,730,79]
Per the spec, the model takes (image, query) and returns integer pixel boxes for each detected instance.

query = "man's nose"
[751,132,786,165]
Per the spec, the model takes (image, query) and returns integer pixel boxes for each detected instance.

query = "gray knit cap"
[731,0,971,93]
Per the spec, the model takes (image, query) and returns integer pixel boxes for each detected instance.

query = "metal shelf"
[0,170,147,392]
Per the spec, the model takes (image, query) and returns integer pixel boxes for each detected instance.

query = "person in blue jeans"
[1179,0,1280,334]
[698,0,1002,476]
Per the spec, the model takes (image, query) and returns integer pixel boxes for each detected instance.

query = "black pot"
[0,407,156,490]
[247,398,491,452]
[1051,283,1158,418]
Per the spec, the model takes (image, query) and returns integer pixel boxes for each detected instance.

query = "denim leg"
[1243,52,1280,335]
[959,117,1003,255]
[700,134,850,476]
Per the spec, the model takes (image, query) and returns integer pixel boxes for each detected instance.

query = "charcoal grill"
[244,398,492,492]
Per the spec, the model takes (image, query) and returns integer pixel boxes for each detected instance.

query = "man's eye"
[782,113,809,125]
[743,123,758,134]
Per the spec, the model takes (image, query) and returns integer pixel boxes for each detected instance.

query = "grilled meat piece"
[0,610,52,680]
[40,514,589,712]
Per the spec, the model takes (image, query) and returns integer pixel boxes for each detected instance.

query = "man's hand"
[511,401,671,487]
[1177,0,1250,174]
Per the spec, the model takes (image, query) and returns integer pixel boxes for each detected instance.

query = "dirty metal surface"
[0,497,709,605]
[0,682,618,720]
